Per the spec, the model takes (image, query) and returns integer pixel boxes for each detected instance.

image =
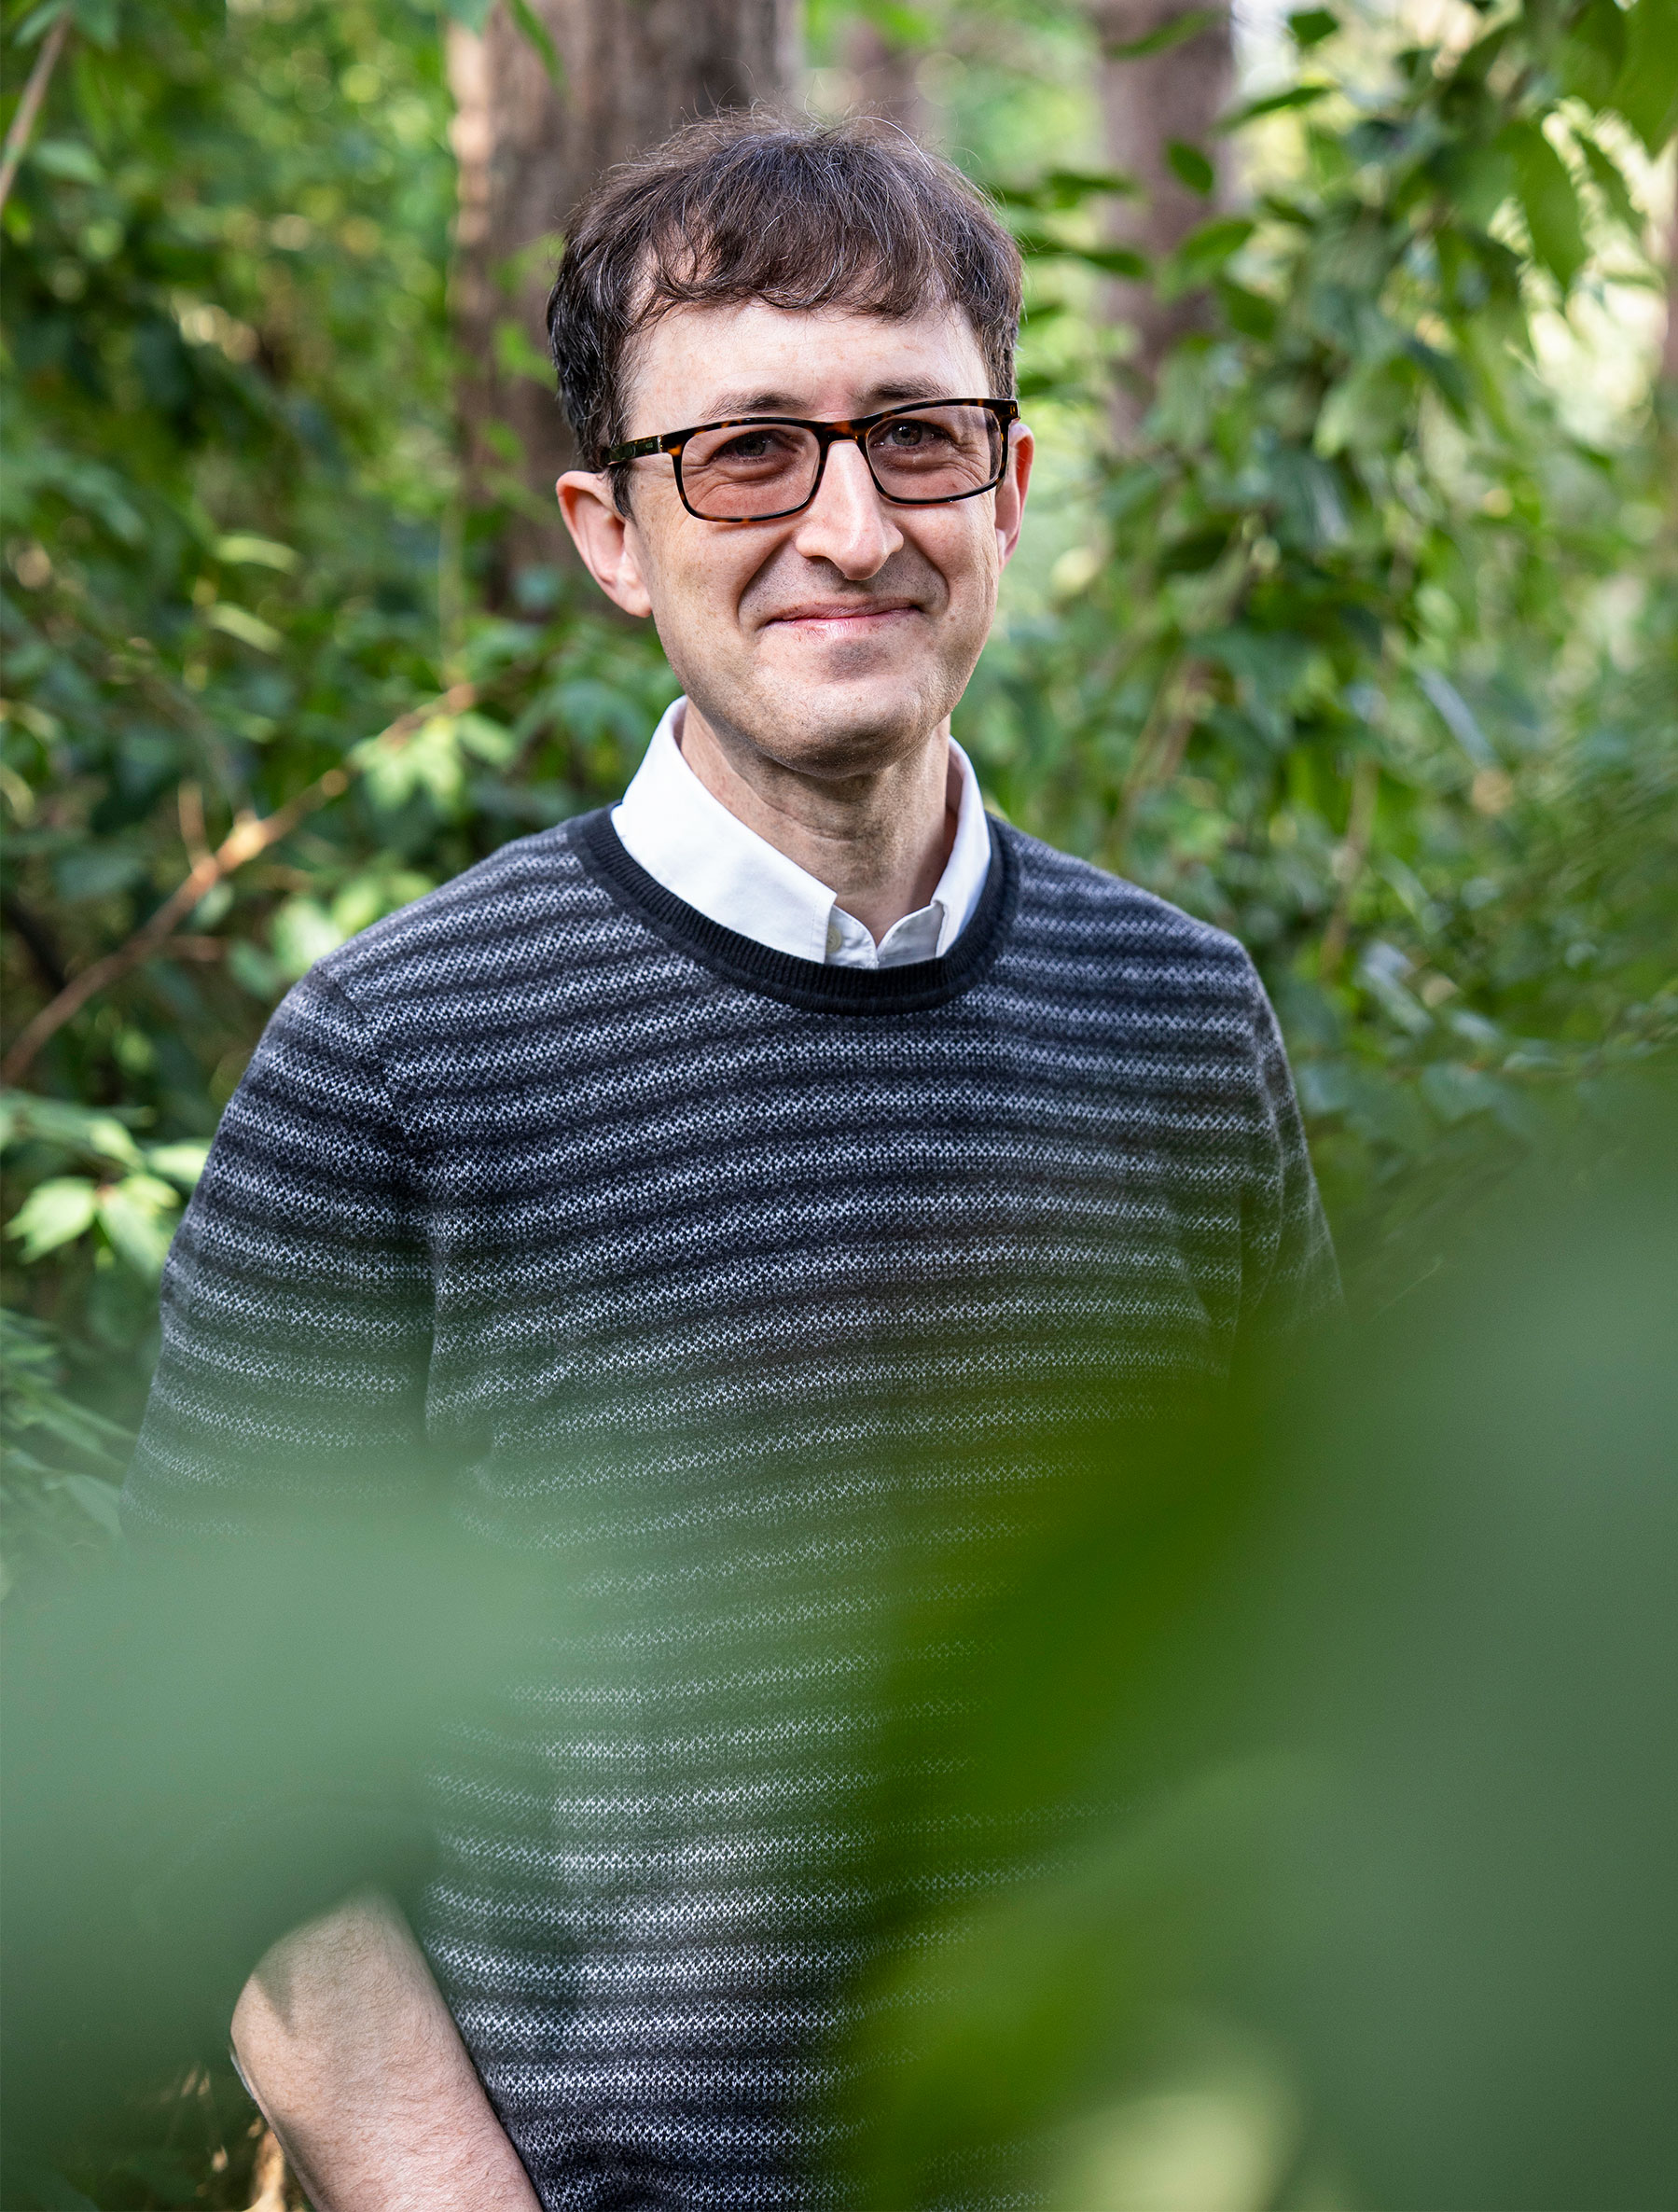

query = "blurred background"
[1,0,1675,2202]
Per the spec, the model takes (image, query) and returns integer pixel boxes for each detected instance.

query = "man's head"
[548,117,1032,784]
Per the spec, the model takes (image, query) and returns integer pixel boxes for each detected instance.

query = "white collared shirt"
[611,698,992,969]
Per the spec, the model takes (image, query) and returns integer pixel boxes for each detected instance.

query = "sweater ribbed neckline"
[567,804,1019,1017]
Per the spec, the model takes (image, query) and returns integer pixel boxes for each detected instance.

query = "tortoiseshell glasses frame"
[602,398,1020,524]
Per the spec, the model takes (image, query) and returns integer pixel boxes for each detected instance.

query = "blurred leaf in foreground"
[839,1072,1677,2210]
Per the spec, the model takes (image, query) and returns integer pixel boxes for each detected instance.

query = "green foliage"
[1,0,1674,2193]
[0,0,673,1478]
[3,0,1673,1468]
[969,0,1677,1286]
[838,1082,1678,2206]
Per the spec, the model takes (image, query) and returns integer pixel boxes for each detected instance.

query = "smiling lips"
[766,598,921,628]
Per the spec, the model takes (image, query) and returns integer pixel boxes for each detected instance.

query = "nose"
[789,437,903,578]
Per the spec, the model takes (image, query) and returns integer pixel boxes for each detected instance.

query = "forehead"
[620,300,992,433]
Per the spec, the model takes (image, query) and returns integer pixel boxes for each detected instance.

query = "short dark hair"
[546,113,1024,492]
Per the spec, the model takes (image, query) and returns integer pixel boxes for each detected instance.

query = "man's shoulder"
[308,817,608,1007]
[999,822,1258,998]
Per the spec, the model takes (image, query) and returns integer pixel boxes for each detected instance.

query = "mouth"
[763,598,922,633]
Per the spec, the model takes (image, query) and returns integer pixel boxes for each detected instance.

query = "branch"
[2,683,478,1085]
[0,14,71,217]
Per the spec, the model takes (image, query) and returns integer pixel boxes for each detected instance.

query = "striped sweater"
[125,806,1337,2209]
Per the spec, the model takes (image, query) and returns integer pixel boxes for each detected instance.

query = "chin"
[763,678,949,772]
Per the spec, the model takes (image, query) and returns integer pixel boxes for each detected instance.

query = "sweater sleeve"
[123,968,436,1539]
[1235,964,1341,1353]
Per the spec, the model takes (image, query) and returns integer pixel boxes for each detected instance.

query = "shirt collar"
[611,698,992,968]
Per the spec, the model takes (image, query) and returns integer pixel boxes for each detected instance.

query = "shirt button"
[825,919,842,954]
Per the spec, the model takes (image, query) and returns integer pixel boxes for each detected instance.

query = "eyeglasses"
[602,398,1020,523]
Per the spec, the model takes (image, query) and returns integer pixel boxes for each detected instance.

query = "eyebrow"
[694,376,951,421]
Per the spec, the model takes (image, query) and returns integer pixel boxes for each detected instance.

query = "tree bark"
[448,0,802,596]
[843,20,926,139]
[1089,0,1234,437]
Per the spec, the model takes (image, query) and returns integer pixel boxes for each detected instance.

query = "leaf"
[1288,7,1338,46]
[506,0,563,87]
[1219,83,1330,132]
[54,1473,124,1537]
[146,1141,212,1189]
[0,1093,143,1169]
[1012,231,1151,278]
[1434,138,1516,227]
[20,1393,127,1460]
[1216,278,1278,339]
[1160,216,1255,296]
[1197,627,1315,710]
[11,1,72,47]
[270,896,348,980]
[1505,122,1588,289]
[1611,0,1678,151]
[1072,243,1152,278]
[215,534,298,571]
[1104,7,1221,60]
[494,317,553,383]
[1297,1060,1354,1116]
[1418,667,1497,767]
[1041,166,1140,201]
[95,1174,181,1277]
[7,1178,100,1260]
[1165,140,1216,195]
[68,0,118,44]
[1575,132,1642,234]
[1419,1061,1504,1123]
[1315,358,1414,456]
[455,711,518,764]
[1558,0,1628,106]
[206,602,283,653]
[52,845,145,903]
[991,170,1139,210]
[31,139,104,184]
[439,0,493,24]
[330,869,432,937]
[1401,334,1471,420]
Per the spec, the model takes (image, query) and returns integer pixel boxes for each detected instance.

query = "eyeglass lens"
[678,404,1005,521]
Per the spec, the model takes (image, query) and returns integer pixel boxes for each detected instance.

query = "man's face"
[558,301,1033,781]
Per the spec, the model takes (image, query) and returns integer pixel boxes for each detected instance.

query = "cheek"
[643,522,745,630]
[914,510,999,603]
[930,521,1001,635]
[671,527,773,619]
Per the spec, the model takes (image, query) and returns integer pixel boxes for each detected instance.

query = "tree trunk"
[843,20,926,138]
[1089,0,1234,437]
[448,0,801,596]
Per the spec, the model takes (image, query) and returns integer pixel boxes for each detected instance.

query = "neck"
[676,703,960,944]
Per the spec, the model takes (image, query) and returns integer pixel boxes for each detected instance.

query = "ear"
[993,423,1034,572]
[557,472,654,619]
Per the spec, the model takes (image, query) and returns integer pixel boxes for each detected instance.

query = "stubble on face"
[619,301,1008,789]
[678,537,991,783]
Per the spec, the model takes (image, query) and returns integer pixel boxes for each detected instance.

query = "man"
[125,116,1336,2209]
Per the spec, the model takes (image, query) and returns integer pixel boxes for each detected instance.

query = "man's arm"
[231,1889,540,2212]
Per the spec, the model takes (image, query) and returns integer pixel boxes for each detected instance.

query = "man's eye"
[882,421,943,448]
[714,429,798,466]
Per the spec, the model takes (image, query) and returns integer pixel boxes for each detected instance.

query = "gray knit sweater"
[125,806,1336,2209]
